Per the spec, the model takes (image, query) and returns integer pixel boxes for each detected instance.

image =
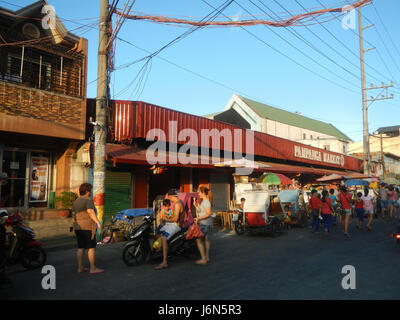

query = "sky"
[5,0,400,143]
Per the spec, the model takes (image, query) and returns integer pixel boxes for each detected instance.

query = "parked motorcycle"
[122,215,196,267]
[390,221,400,245]
[3,209,46,270]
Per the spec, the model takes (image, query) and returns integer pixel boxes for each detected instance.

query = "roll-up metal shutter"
[210,172,230,211]
[104,170,132,222]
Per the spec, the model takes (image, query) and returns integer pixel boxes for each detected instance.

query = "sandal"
[78,267,89,274]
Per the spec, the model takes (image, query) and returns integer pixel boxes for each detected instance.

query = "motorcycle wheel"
[234,222,245,235]
[21,247,47,270]
[122,243,148,267]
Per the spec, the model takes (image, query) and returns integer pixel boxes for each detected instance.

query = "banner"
[30,157,49,202]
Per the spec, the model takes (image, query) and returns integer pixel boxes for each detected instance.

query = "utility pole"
[380,133,385,179]
[358,4,393,177]
[93,0,109,226]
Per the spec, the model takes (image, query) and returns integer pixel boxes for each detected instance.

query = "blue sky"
[6,0,400,142]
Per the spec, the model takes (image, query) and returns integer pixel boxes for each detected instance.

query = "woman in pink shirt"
[361,189,375,231]
[387,186,398,219]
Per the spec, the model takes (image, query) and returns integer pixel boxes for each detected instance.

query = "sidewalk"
[40,235,76,253]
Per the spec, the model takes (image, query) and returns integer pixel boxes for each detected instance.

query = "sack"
[185,222,203,240]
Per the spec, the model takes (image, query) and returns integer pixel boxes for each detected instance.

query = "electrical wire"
[317,0,400,96]
[113,0,371,27]
[113,0,235,99]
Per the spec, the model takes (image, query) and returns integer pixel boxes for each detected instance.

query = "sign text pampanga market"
[294,145,345,167]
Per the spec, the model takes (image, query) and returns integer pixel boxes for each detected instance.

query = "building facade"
[86,99,362,222]
[204,94,352,154]
[0,1,88,210]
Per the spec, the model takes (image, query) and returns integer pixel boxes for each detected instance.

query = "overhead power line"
[113,0,371,27]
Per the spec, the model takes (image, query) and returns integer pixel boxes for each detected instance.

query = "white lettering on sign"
[294,145,345,167]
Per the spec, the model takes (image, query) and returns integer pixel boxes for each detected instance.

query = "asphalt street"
[3,217,400,300]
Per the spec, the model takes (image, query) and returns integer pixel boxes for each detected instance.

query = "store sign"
[29,157,49,202]
[294,145,345,167]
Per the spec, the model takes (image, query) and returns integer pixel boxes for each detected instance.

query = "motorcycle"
[2,209,46,270]
[390,220,400,245]
[122,215,197,267]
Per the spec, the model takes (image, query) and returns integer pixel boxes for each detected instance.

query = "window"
[303,133,306,139]
[310,135,313,140]
[7,53,51,91]
[324,145,330,151]
[0,46,83,98]
[343,145,346,154]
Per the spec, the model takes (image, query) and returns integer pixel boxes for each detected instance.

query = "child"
[159,199,173,227]
[283,204,292,229]
[239,198,246,212]
[329,188,338,225]
[355,192,364,230]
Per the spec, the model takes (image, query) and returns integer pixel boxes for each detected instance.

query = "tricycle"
[279,190,309,228]
[233,190,283,237]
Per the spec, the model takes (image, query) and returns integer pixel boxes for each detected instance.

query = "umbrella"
[344,179,370,186]
[382,177,400,185]
[258,172,292,185]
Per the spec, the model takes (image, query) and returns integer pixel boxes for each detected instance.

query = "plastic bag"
[186,222,203,240]
[153,237,162,251]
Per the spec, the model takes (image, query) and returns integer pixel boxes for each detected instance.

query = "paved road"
[3,217,400,300]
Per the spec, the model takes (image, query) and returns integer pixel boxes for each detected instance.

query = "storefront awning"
[255,161,361,177]
[106,144,363,177]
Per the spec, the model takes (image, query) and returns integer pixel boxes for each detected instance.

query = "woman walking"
[321,190,335,235]
[338,186,353,238]
[193,186,212,265]
[362,188,374,231]
[387,186,398,219]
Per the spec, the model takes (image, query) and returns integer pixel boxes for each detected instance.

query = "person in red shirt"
[309,189,322,233]
[321,190,335,235]
[338,186,353,238]
[355,192,364,230]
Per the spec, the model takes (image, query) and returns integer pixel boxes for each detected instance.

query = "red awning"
[256,161,360,176]
[106,144,362,177]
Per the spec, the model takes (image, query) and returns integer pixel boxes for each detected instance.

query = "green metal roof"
[203,111,223,118]
[239,96,352,141]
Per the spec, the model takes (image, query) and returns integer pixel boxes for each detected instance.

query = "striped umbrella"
[258,173,292,185]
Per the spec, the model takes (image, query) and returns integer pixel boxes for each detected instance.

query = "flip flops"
[78,267,89,274]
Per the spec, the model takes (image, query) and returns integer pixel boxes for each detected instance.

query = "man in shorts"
[72,183,103,274]
[379,184,388,218]
[155,189,183,270]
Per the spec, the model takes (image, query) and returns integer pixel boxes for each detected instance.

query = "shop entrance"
[0,150,28,208]
[148,167,180,207]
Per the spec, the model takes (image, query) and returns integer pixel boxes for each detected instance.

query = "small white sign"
[10,162,19,170]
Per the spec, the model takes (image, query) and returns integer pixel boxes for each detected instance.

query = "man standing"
[379,184,388,219]
[72,183,104,274]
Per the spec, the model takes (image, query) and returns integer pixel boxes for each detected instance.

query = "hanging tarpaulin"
[29,156,49,202]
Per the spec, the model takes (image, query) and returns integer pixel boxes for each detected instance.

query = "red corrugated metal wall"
[111,100,361,172]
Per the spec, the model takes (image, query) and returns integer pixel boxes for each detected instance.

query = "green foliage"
[55,191,78,209]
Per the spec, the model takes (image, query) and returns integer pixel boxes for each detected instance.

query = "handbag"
[185,222,203,240]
